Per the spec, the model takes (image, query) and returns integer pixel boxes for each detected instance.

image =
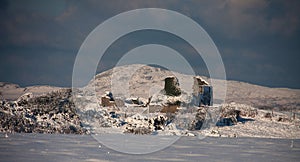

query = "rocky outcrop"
[0,89,87,134]
[216,103,257,126]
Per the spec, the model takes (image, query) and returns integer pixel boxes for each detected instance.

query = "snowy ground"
[200,109,300,139]
[0,133,299,162]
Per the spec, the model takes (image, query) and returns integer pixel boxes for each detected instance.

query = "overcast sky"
[0,0,299,88]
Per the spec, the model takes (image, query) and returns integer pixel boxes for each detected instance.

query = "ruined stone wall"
[192,76,209,95]
[164,76,181,96]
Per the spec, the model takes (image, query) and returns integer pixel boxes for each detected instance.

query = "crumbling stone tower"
[193,76,213,106]
[164,76,181,96]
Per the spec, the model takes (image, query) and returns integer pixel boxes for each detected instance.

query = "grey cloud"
[0,0,299,88]
[175,0,300,39]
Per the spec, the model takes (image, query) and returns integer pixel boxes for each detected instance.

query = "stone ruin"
[0,74,215,135]
[163,75,213,107]
[161,75,213,113]
[118,75,214,134]
[164,76,181,96]
[192,76,209,94]
[101,91,115,107]
[192,76,213,106]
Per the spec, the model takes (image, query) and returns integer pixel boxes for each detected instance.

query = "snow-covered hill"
[87,64,300,112]
[0,82,61,101]
[1,64,299,112]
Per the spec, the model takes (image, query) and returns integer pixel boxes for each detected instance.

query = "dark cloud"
[98,30,209,76]
[0,0,8,10]
[0,0,299,88]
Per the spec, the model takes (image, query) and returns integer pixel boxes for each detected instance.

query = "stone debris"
[189,107,207,130]
[264,112,272,118]
[123,113,152,134]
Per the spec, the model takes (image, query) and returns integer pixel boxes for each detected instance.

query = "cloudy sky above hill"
[0,0,299,88]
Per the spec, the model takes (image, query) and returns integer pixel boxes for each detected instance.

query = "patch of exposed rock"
[0,89,87,134]
[216,103,257,126]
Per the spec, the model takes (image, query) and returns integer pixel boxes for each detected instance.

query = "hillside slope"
[87,64,300,112]
[1,64,299,112]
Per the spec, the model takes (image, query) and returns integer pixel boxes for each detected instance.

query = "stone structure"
[192,76,213,106]
[160,103,180,113]
[192,76,209,94]
[101,91,115,107]
[101,96,115,107]
[164,76,181,96]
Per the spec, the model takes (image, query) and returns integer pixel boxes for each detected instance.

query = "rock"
[0,89,87,134]
[278,116,290,122]
[186,132,196,136]
[153,115,167,130]
[216,103,257,126]
[132,126,152,135]
[189,107,206,130]
[264,112,272,118]
[216,117,236,127]
[124,97,147,107]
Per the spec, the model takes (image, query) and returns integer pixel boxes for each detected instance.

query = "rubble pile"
[0,89,87,134]
[189,107,207,130]
[122,112,199,136]
[123,114,154,135]
[80,109,120,129]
